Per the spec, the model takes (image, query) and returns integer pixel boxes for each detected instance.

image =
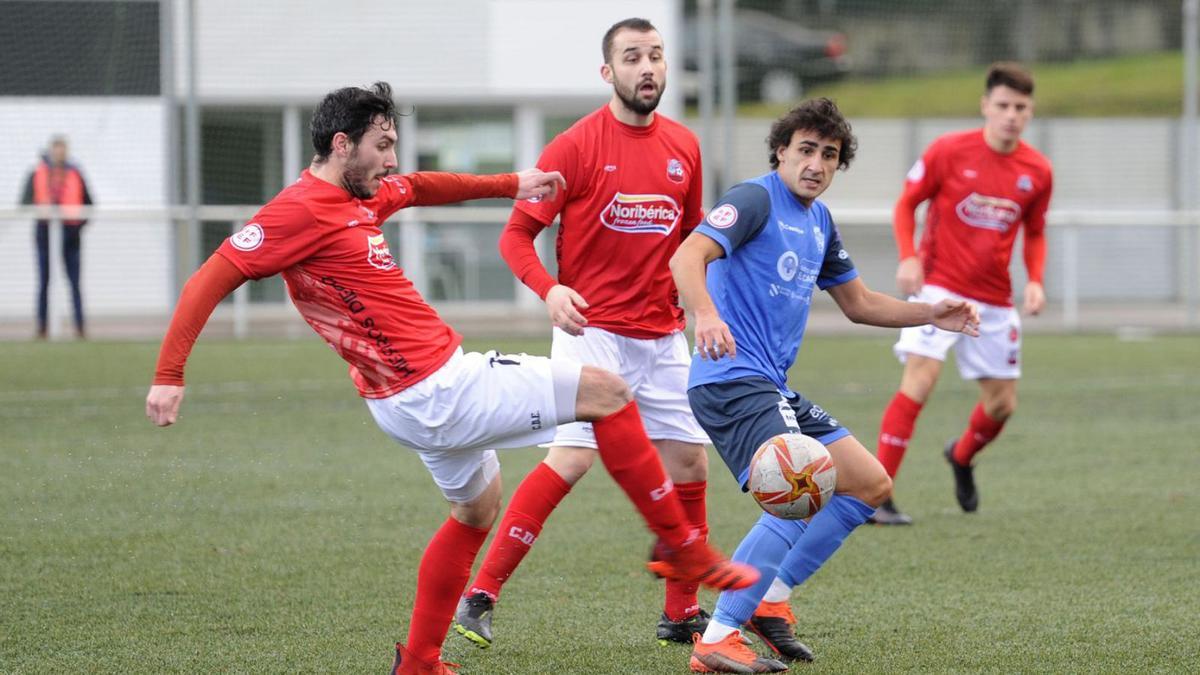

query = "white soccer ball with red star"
[748,433,837,519]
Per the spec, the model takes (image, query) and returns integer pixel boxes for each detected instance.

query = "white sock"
[700,618,740,644]
[762,577,791,603]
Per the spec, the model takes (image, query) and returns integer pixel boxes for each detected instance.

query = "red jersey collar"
[603,105,660,138]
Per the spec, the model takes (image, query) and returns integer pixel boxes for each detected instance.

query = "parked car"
[681,9,850,103]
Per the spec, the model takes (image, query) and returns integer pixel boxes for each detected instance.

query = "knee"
[545,449,595,485]
[985,394,1017,421]
[855,469,893,508]
[660,442,708,481]
[449,488,501,530]
[576,366,633,420]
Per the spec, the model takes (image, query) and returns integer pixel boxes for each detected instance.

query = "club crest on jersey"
[600,192,680,235]
[955,192,1022,232]
[812,226,825,253]
[231,223,264,251]
[706,204,738,229]
[666,158,685,184]
[1017,175,1033,192]
[777,251,800,281]
[366,233,396,270]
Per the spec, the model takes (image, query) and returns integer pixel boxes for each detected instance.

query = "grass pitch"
[1,333,1197,673]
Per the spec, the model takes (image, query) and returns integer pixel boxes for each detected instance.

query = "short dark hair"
[766,97,857,170]
[310,81,397,163]
[985,62,1034,96]
[602,17,657,63]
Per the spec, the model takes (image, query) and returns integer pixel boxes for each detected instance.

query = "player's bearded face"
[341,118,397,199]
[614,70,664,115]
[607,30,666,116]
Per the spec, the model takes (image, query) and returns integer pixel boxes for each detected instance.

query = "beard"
[614,77,664,116]
[341,149,380,199]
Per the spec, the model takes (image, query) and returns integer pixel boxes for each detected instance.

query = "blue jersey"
[687,171,858,395]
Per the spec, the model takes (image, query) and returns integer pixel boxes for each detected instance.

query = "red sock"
[592,400,692,550]
[664,480,707,621]
[468,462,572,600]
[952,403,1006,466]
[404,517,489,665]
[877,392,924,478]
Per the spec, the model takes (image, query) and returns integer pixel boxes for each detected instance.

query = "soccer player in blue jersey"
[670,98,981,672]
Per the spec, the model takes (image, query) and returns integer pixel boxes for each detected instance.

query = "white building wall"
[177,0,683,116]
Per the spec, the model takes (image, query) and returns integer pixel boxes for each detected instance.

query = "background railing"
[3,205,1196,340]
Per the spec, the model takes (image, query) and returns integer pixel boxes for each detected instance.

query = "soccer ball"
[748,433,837,520]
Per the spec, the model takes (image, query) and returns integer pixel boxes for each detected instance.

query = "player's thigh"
[955,303,1021,380]
[549,327,624,449]
[411,446,502,505]
[688,378,851,490]
[893,285,965,364]
[365,348,579,453]
[823,434,890,501]
[899,354,944,401]
[635,332,709,446]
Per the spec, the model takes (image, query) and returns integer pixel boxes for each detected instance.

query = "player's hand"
[694,310,736,360]
[929,299,980,337]
[146,384,186,427]
[546,284,589,336]
[515,168,566,201]
[1023,281,1045,316]
[895,256,924,296]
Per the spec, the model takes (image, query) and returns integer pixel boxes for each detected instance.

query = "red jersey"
[896,129,1053,306]
[217,170,514,399]
[513,106,704,338]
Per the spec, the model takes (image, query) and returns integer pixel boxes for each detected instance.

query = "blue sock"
[713,513,807,628]
[777,494,876,587]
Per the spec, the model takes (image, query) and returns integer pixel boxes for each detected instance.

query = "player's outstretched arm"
[514,168,565,201]
[669,232,735,360]
[827,277,979,335]
[929,298,981,336]
[146,254,248,427]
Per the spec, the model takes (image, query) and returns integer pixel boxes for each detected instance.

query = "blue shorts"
[688,376,851,490]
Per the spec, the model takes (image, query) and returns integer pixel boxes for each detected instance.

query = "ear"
[979,93,989,117]
[332,131,352,158]
[601,63,614,85]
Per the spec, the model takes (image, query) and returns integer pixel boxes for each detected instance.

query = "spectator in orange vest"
[21,135,94,339]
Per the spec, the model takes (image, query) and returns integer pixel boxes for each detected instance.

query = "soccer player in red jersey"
[452,18,715,648]
[872,63,1054,524]
[144,82,757,674]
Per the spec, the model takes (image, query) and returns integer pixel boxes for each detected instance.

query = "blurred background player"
[22,135,94,340]
[454,17,715,648]
[143,81,757,675]
[871,62,1054,525]
[671,98,979,671]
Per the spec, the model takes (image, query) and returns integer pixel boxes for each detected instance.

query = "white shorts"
[365,347,581,503]
[893,285,1022,380]
[548,327,709,448]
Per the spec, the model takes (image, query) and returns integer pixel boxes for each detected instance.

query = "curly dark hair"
[310,82,397,163]
[766,97,857,171]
